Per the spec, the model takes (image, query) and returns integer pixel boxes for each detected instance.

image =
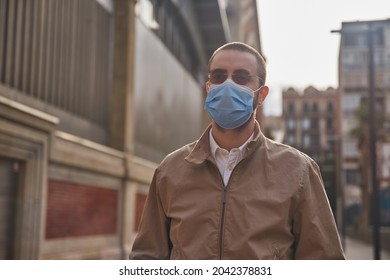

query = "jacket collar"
[185,121,265,165]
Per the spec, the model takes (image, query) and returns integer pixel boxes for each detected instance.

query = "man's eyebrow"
[210,68,250,73]
[210,68,226,72]
[232,69,252,76]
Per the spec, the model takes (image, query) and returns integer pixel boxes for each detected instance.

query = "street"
[345,236,390,260]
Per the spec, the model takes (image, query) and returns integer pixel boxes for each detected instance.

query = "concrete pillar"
[111,0,137,152]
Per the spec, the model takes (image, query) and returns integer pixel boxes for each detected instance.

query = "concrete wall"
[0,92,156,259]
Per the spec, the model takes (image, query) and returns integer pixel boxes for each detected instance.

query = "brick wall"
[46,179,118,239]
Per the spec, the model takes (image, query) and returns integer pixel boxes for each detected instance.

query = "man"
[130,42,345,260]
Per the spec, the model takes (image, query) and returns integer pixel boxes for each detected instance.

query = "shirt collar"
[185,121,264,165]
[209,129,254,158]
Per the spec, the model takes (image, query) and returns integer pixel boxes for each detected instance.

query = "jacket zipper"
[216,158,248,259]
[211,157,246,259]
[218,186,228,259]
[209,161,227,259]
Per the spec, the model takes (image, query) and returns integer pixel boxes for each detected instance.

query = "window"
[343,141,360,157]
[327,102,334,113]
[374,51,385,68]
[341,51,366,70]
[288,102,295,113]
[287,135,295,146]
[303,103,309,113]
[302,118,310,130]
[312,103,318,112]
[374,27,384,46]
[342,95,360,113]
[343,32,366,47]
[326,118,333,130]
[311,118,319,129]
[345,169,360,185]
[286,119,295,130]
[152,0,198,78]
[303,135,311,148]
[311,136,319,146]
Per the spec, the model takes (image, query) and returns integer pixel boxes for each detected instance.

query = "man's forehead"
[210,49,257,71]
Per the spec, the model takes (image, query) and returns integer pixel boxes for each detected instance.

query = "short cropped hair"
[208,42,267,86]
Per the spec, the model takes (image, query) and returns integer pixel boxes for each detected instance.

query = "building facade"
[0,0,263,259]
[338,19,390,229]
[282,86,343,228]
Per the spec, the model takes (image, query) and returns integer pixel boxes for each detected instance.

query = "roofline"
[341,18,390,26]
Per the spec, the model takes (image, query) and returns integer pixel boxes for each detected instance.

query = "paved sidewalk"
[345,236,390,260]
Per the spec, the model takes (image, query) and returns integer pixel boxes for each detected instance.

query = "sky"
[257,0,390,116]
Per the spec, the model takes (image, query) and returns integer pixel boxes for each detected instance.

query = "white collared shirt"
[209,129,254,186]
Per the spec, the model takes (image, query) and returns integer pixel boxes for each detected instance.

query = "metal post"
[367,23,381,260]
[330,28,346,250]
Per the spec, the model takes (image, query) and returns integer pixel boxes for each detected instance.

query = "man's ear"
[205,81,211,93]
[257,86,269,106]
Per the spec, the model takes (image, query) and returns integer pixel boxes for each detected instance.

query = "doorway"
[0,157,21,259]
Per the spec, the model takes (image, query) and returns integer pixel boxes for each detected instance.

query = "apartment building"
[338,19,390,228]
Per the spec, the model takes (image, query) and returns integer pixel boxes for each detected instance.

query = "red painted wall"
[46,179,118,239]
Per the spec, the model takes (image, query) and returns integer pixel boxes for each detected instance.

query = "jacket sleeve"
[129,169,171,259]
[292,159,345,260]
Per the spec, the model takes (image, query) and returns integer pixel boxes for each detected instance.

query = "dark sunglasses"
[209,69,259,85]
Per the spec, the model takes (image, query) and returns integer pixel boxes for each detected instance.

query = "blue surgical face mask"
[205,79,261,129]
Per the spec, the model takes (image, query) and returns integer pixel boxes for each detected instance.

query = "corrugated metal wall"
[0,0,113,128]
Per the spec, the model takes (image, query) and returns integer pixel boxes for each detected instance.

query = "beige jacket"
[130,122,345,259]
